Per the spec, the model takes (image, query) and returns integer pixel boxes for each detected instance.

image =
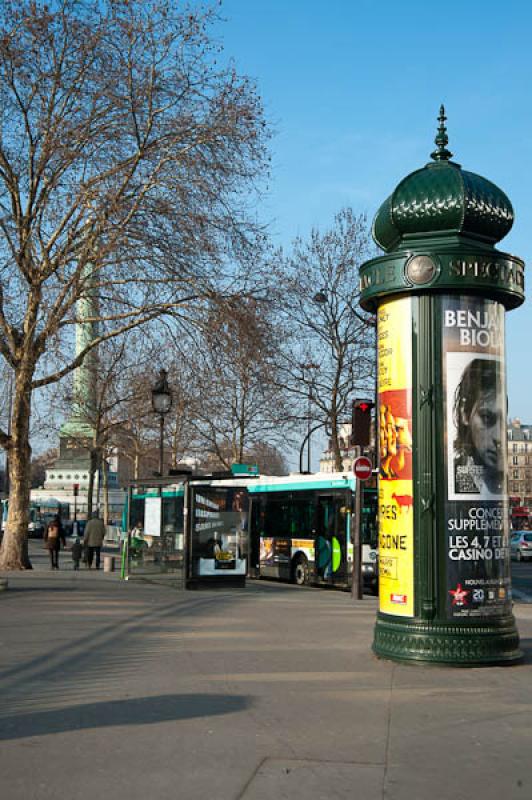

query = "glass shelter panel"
[128,490,185,585]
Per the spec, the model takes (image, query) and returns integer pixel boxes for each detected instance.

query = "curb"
[0,577,8,592]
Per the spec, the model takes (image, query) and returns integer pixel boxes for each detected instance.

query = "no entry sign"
[353,456,372,481]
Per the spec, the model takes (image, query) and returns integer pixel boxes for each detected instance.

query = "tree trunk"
[102,459,109,525]
[0,365,34,570]
[87,449,99,519]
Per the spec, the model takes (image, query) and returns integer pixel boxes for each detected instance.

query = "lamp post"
[296,290,328,474]
[299,362,319,473]
[151,369,173,476]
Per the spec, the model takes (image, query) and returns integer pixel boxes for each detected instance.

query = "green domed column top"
[361,106,524,312]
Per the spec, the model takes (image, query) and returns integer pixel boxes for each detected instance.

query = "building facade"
[320,418,532,509]
[319,423,377,473]
[507,418,532,507]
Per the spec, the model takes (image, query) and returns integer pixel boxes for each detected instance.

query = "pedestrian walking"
[43,516,66,570]
[71,536,83,570]
[83,512,106,570]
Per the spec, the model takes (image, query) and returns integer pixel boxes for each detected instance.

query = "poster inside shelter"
[377,297,414,617]
[442,295,511,619]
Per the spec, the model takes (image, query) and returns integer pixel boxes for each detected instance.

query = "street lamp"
[151,368,172,475]
[300,362,320,473]
[296,291,328,474]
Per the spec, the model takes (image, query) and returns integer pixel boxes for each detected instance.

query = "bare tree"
[197,441,288,476]
[189,297,292,469]
[0,0,270,568]
[275,209,376,471]
[246,442,288,476]
[30,447,57,489]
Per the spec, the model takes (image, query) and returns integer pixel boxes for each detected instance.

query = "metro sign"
[353,456,372,480]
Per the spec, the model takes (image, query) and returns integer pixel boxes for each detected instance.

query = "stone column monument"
[44,267,98,493]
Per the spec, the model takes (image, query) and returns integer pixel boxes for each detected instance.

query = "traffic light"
[350,399,374,447]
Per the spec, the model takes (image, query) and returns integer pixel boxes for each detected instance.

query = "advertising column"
[377,297,414,617]
[442,296,511,618]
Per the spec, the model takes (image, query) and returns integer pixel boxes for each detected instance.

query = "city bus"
[122,471,378,591]
[246,473,378,592]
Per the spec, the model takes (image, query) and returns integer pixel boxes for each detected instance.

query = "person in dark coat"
[44,516,66,569]
[84,512,106,569]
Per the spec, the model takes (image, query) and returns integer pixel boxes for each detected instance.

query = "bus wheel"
[292,556,309,586]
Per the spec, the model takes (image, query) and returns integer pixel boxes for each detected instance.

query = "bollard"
[103,555,115,573]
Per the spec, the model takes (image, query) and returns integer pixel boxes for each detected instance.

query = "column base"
[373,614,522,666]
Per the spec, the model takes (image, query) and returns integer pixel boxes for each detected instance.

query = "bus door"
[248,496,261,578]
[315,494,348,585]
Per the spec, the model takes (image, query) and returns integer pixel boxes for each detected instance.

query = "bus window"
[289,495,315,538]
[264,497,291,537]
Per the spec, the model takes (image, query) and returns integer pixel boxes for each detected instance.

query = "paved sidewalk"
[1,555,531,800]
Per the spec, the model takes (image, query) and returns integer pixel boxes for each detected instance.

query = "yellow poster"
[378,297,414,616]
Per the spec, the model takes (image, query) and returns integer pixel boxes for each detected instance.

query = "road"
[511,558,532,601]
[26,537,532,599]
[1,543,532,799]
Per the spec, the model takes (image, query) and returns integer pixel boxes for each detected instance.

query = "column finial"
[431,104,453,161]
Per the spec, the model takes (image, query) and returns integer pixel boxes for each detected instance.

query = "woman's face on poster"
[467,389,504,472]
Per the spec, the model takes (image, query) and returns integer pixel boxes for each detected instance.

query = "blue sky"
[216,0,532,423]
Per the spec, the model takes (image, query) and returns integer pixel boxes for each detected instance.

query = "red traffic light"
[350,399,374,447]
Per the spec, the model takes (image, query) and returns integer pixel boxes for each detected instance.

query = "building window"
[513,457,518,465]
[513,470,519,479]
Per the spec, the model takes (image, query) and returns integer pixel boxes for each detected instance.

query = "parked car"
[2,513,44,538]
[510,531,532,561]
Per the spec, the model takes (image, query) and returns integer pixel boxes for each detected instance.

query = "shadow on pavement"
[0,693,251,741]
[5,585,76,593]
[0,593,235,687]
[519,637,532,664]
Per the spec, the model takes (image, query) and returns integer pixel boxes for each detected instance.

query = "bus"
[247,473,378,592]
[122,471,378,592]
